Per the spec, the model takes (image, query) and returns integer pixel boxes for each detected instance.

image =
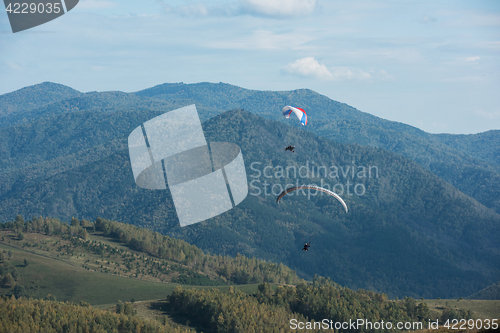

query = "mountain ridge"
[1,106,498,298]
[2,81,499,215]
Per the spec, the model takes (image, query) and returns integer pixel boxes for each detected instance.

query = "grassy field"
[0,239,261,305]
[423,298,500,320]
[1,242,176,304]
[1,230,193,283]
[2,229,498,324]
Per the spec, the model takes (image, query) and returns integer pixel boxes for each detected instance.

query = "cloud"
[282,57,333,79]
[240,0,316,17]
[329,67,372,81]
[465,56,480,62]
[3,60,24,70]
[282,57,377,81]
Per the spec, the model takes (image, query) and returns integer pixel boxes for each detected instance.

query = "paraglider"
[302,242,311,251]
[282,106,307,126]
[276,185,348,213]
[285,145,295,153]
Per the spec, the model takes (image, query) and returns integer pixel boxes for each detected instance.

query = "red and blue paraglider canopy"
[282,106,307,126]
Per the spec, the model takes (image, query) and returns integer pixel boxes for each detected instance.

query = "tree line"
[1,215,301,286]
[0,296,194,333]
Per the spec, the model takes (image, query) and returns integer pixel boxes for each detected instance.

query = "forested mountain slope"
[1,102,498,298]
[2,82,498,215]
[434,130,500,169]
[136,82,500,213]
[0,82,83,127]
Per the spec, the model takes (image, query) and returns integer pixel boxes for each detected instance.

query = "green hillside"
[0,240,184,305]
[0,107,498,299]
[3,217,494,333]
[0,216,299,303]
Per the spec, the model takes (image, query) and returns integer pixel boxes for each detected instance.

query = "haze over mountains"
[0,81,499,299]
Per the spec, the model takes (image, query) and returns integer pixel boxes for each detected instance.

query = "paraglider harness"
[302,242,311,251]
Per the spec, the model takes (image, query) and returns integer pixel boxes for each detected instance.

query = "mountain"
[1,89,499,299]
[9,82,495,215]
[466,282,500,300]
[434,131,500,169]
[0,82,83,127]
[312,119,500,213]
[135,82,500,214]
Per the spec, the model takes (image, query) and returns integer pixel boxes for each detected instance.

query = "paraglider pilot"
[302,242,311,251]
[285,145,295,153]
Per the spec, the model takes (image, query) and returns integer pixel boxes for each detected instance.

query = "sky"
[0,0,499,134]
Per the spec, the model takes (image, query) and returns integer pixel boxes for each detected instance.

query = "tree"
[70,217,80,227]
[123,302,136,315]
[416,302,429,321]
[14,215,24,228]
[1,273,15,288]
[23,259,29,267]
[13,285,25,298]
[116,300,124,314]
[404,296,416,314]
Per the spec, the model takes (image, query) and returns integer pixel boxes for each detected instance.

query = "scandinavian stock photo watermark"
[290,318,499,331]
[248,161,379,199]
[4,0,79,33]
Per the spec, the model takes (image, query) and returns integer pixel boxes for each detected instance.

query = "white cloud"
[282,57,377,81]
[3,61,24,70]
[282,57,333,79]
[465,56,480,62]
[78,0,117,10]
[240,0,316,17]
[329,67,372,81]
